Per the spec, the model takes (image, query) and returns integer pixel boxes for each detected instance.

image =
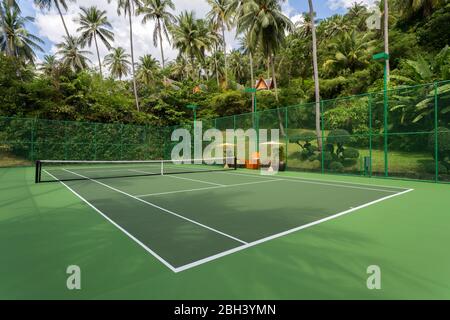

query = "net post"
[35,160,40,183]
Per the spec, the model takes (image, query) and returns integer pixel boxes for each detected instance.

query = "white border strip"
[173,188,414,272]
[220,171,409,191]
[218,171,406,193]
[45,168,414,273]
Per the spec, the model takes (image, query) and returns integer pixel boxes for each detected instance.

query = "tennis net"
[35,157,237,183]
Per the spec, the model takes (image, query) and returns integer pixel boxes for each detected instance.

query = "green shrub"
[428,127,450,160]
[330,161,344,172]
[423,161,448,174]
[343,147,360,159]
[343,159,358,167]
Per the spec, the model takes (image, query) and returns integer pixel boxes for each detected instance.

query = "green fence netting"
[1,80,449,183]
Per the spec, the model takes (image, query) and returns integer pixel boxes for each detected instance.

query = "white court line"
[135,179,283,197]
[62,169,247,245]
[218,171,402,193]
[220,170,410,190]
[46,168,414,273]
[173,188,415,273]
[129,169,224,187]
[43,169,178,273]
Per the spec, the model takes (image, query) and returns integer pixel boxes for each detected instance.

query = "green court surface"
[1,166,450,299]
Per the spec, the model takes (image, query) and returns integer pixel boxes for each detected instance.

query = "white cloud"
[326,0,377,11]
[33,0,244,68]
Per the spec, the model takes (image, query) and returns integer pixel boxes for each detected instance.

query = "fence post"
[434,82,439,182]
[384,89,389,177]
[320,100,325,174]
[369,94,373,177]
[94,123,97,160]
[30,118,36,161]
[285,107,288,168]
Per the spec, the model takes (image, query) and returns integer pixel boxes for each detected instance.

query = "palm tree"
[107,0,141,111]
[320,14,352,39]
[33,0,75,38]
[237,0,293,101]
[39,54,58,76]
[308,0,321,150]
[104,47,131,80]
[394,0,445,20]
[76,6,114,77]
[56,35,91,72]
[170,11,208,80]
[238,31,256,112]
[322,31,376,75]
[137,0,175,69]
[207,0,233,87]
[237,0,293,137]
[0,1,44,63]
[136,54,160,86]
[228,49,247,84]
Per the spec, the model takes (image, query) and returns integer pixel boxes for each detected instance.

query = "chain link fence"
[1,80,449,183]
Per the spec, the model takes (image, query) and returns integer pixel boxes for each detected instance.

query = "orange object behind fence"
[245,152,260,170]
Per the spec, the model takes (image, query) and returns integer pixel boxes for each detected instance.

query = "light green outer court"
[0,166,449,299]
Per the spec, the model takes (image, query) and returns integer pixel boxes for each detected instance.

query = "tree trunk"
[250,52,255,113]
[308,0,322,150]
[221,20,228,88]
[271,54,286,137]
[214,49,220,88]
[94,34,102,77]
[158,20,165,69]
[55,1,70,38]
[384,0,390,82]
[128,9,140,111]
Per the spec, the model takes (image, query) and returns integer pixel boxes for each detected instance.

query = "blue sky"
[17,0,366,63]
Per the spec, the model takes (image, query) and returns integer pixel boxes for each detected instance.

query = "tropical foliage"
[0,0,448,134]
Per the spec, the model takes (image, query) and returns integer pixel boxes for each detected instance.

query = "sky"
[17,0,377,65]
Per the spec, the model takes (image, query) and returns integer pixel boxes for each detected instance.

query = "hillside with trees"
[0,0,448,126]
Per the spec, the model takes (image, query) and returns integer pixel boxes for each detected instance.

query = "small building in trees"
[255,78,274,91]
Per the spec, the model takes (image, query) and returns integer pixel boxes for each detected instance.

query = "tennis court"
[35,158,412,273]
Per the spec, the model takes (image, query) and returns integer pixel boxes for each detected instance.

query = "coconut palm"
[322,31,376,75]
[237,0,293,101]
[320,14,352,39]
[170,11,208,80]
[76,6,114,77]
[39,54,58,76]
[0,1,44,63]
[237,0,293,137]
[107,0,141,110]
[104,47,131,80]
[137,0,175,69]
[56,35,91,72]
[394,0,445,20]
[228,49,247,84]
[206,0,233,87]
[136,54,160,86]
[33,0,75,38]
